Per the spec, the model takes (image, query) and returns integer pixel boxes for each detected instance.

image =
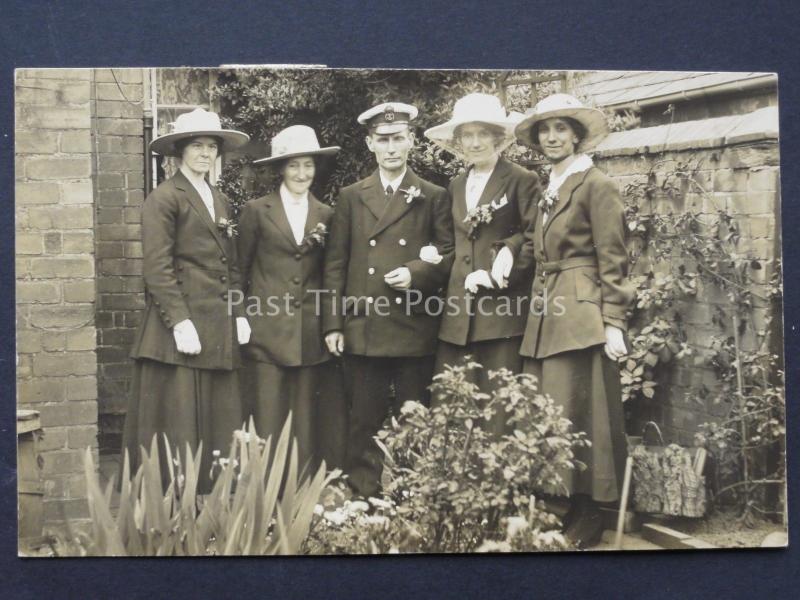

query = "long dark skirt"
[523,346,627,503]
[434,336,523,436]
[240,359,345,476]
[121,358,243,494]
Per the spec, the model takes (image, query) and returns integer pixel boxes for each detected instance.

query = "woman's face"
[457,123,501,167]
[181,136,219,176]
[537,118,579,163]
[282,156,316,196]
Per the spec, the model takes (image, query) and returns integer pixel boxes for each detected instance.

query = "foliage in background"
[212,68,550,209]
[306,361,582,554]
[57,418,335,556]
[620,157,785,520]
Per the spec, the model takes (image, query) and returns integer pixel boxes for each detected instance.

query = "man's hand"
[384,267,412,290]
[173,319,202,355]
[325,331,344,356]
[604,324,628,361]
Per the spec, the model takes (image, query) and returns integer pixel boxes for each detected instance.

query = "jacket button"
[463,256,471,264]
[294,253,302,260]
[221,256,227,264]
[368,267,375,275]
[369,239,376,247]
[293,276,301,284]
[395,297,402,304]
[220,275,227,283]
[221,292,228,301]
[366,296,374,304]
[293,300,301,308]
[399,238,406,246]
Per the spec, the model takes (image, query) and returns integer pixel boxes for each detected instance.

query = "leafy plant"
[59,417,337,556]
[307,361,584,554]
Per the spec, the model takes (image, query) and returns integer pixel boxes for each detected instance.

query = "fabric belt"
[537,256,598,274]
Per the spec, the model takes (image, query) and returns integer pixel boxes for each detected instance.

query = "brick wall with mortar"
[15,68,98,525]
[92,68,145,453]
[595,138,781,445]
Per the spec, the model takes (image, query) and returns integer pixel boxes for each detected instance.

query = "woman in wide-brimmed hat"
[237,125,342,471]
[514,93,635,547]
[425,92,541,435]
[124,108,251,493]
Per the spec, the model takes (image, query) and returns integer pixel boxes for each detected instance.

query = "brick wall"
[15,69,98,524]
[596,139,781,444]
[92,69,145,453]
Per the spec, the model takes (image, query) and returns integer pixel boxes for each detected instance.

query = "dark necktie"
[385,185,394,200]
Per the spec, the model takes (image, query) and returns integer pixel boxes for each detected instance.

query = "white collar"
[379,168,407,193]
[279,182,309,205]
[180,165,210,192]
[547,154,593,195]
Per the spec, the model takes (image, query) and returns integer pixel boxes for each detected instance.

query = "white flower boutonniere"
[301,222,328,248]
[539,188,559,213]
[217,217,238,238]
[400,185,424,204]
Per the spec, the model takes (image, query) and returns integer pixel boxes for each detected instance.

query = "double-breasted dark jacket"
[130,170,244,370]
[237,191,334,367]
[438,158,541,346]
[520,166,635,359]
[322,168,454,357]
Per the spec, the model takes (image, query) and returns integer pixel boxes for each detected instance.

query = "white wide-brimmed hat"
[514,93,608,152]
[424,93,519,158]
[150,107,250,156]
[253,125,340,166]
[358,102,419,135]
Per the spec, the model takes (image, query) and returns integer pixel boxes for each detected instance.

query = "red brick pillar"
[15,69,98,525]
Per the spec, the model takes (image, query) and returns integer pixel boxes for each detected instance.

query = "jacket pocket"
[574,270,602,306]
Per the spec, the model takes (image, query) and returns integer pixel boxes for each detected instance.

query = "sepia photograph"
[14,66,786,556]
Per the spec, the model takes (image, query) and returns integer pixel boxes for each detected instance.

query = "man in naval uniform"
[322,102,454,497]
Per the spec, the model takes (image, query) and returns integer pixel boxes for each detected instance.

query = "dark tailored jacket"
[437,158,541,346]
[322,168,455,357]
[520,166,635,359]
[130,170,245,370]
[237,191,334,367]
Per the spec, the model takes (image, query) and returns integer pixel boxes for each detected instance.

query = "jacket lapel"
[475,158,511,208]
[264,191,302,250]
[451,172,469,233]
[370,169,420,237]
[174,170,228,255]
[358,170,386,222]
[542,167,592,238]
[300,195,324,253]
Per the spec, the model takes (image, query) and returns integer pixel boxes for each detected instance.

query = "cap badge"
[384,106,395,122]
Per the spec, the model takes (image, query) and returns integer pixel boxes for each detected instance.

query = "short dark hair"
[531,117,586,147]
[174,135,224,156]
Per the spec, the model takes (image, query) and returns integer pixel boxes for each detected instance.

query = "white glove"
[490,246,514,289]
[419,245,443,265]
[173,319,202,355]
[464,270,494,294]
[604,324,628,360]
[236,317,251,345]
[384,267,412,290]
[325,331,344,357]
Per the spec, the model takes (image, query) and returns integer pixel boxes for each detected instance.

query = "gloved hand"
[384,267,412,290]
[236,317,251,345]
[490,246,514,289]
[173,319,202,355]
[464,270,494,294]
[325,331,344,357]
[604,324,628,360]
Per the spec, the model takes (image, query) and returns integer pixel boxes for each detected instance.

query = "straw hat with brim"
[514,93,608,152]
[150,107,250,156]
[424,93,519,159]
[253,125,340,167]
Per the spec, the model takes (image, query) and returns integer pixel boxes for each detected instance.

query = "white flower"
[347,500,370,514]
[313,504,324,516]
[323,510,347,526]
[368,497,394,510]
[363,515,389,527]
[506,516,529,538]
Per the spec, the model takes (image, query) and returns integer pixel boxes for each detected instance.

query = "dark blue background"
[1,0,798,598]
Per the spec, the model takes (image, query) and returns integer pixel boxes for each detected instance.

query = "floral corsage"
[301,222,328,248]
[464,204,496,240]
[217,217,238,238]
[400,185,424,204]
[539,188,559,213]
